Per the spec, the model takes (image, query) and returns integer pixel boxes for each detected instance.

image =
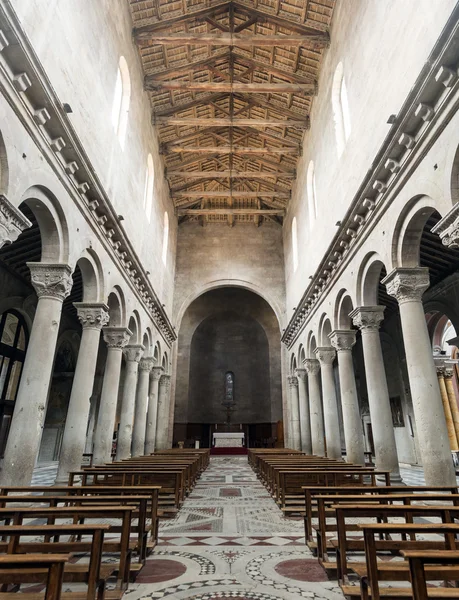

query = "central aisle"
[127,456,345,600]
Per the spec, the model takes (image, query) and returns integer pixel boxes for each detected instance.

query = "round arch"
[357,252,388,306]
[318,313,333,346]
[334,289,355,330]
[290,354,297,374]
[107,286,126,327]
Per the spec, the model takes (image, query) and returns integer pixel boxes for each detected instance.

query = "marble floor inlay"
[125,456,344,600]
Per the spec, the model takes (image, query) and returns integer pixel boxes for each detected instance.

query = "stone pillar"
[145,366,163,455]
[132,358,154,456]
[0,263,72,486]
[350,306,401,481]
[116,344,144,460]
[0,195,32,248]
[84,395,98,454]
[296,368,312,453]
[304,358,325,456]
[315,347,341,459]
[156,374,172,449]
[383,267,457,485]
[444,364,459,444]
[329,330,365,465]
[288,375,301,450]
[55,303,109,483]
[92,327,131,465]
[436,364,458,451]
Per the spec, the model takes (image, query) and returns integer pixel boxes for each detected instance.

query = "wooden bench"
[402,550,459,600]
[0,554,69,600]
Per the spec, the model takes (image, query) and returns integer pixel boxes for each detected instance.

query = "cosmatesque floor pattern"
[125,457,344,600]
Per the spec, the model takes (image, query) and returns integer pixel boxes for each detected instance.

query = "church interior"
[1,0,459,598]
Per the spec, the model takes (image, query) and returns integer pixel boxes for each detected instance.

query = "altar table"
[212,432,245,447]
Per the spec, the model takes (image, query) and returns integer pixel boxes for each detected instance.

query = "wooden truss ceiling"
[128,0,335,226]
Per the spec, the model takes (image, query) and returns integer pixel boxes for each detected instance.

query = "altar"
[212,432,245,447]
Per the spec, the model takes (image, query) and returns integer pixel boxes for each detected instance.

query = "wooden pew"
[0,554,69,600]
[0,524,111,600]
[402,550,459,600]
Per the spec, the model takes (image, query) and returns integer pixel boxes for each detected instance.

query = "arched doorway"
[174,287,283,448]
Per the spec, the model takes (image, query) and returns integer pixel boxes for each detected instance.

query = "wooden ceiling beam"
[145,53,228,82]
[172,190,290,198]
[135,32,330,48]
[233,93,307,120]
[177,208,285,216]
[165,170,296,178]
[233,52,315,84]
[147,81,316,94]
[132,1,230,35]
[165,152,221,169]
[155,117,308,128]
[152,93,228,117]
[166,145,300,155]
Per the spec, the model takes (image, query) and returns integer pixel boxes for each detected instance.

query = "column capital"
[139,357,155,372]
[74,302,109,330]
[0,195,32,248]
[303,358,320,375]
[315,346,336,365]
[123,344,145,363]
[329,329,356,351]
[382,267,430,304]
[431,202,459,248]
[103,326,132,349]
[159,373,171,390]
[150,366,164,381]
[27,262,73,301]
[288,375,298,388]
[350,306,385,331]
[295,368,307,382]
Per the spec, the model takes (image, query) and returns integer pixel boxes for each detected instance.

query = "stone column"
[132,358,154,456]
[350,306,401,481]
[92,327,131,465]
[383,267,457,485]
[288,376,301,450]
[0,195,32,248]
[304,358,325,456]
[315,347,341,459]
[116,344,144,460]
[296,369,312,453]
[156,374,172,449]
[55,303,109,483]
[329,330,365,465]
[436,364,458,451]
[145,366,163,455]
[84,395,98,454]
[0,263,72,486]
[444,364,459,444]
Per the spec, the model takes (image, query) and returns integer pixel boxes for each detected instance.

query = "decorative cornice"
[315,346,336,365]
[0,2,176,346]
[123,344,145,363]
[382,268,430,304]
[303,358,320,375]
[103,326,132,349]
[350,306,385,332]
[0,194,31,247]
[75,302,110,330]
[329,329,356,352]
[281,5,459,348]
[431,202,459,248]
[27,262,73,301]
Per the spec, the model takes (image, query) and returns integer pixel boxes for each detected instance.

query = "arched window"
[0,310,28,457]
[332,62,351,157]
[307,160,317,229]
[292,217,298,272]
[111,56,131,149]
[143,154,154,221]
[162,211,169,266]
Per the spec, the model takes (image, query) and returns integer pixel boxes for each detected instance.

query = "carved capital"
[350,306,385,331]
[382,268,429,304]
[139,357,155,372]
[74,302,109,330]
[27,262,73,301]
[295,368,307,382]
[159,374,171,391]
[0,195,32,248]
[150,366,164,381]
[303,358,320,375]
[288,375,298,388]
[315,346,336,365]
[123,344,144,363]
[431,202,459,248]
[329,329,356,352]
[103,326,132,349]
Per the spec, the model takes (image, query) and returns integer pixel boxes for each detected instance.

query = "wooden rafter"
[135,32,330,49]
[148,81,316,94]
[165,170,297,179]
